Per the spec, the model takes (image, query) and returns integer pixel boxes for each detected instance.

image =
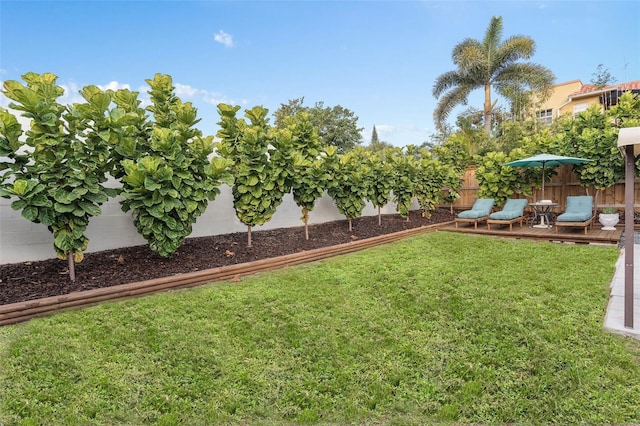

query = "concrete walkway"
[604,244,640,340]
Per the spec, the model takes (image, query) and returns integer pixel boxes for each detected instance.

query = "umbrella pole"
[541,165,545,200]
[534,163,549,228]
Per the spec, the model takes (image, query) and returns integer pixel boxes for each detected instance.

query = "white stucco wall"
[0,185,417,265]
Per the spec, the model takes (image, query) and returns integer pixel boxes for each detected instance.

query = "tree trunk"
[484,83,492,134]
[303,208,309,240]
[378,206,381,226]
[247,225,252,248]
[67,251,76,282]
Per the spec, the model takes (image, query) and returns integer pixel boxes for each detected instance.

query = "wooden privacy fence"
[448,166,640,212]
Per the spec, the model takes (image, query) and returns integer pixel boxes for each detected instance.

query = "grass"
[1,232,639,425]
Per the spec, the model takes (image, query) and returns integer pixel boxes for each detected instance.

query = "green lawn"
[1,232,639,425]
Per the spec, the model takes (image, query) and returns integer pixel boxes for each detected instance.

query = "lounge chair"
[487,198,529,231]
[455,198,495,229]
[555,195,594,235]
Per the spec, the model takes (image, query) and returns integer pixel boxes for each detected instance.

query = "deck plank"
[441,222,622,245]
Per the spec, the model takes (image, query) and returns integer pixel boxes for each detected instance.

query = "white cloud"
[175,83,199,98]
[58,82,86,105]
[214,30,234,48]
[202,93,231,105]
[98,81,131,91]
[375,125,395,137]
[175,82,232,106]
[0,82,8,108]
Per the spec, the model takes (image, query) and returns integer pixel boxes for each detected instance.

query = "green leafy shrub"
[562,104,623,192]
[0,73,118,280]
[117,74,231,257]
[388,147,419,219]
[217,104,290,246]
[364,149,394,225]
[475,150,531,205]
[414,149,461,217]
[324,147,372,231]
[284,112,328,239]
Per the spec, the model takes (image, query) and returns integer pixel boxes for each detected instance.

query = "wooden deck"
[442,221,623,245]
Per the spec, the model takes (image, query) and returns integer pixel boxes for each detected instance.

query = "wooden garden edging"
[0,222,452,326]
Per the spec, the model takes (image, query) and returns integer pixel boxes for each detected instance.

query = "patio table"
[529,201,558,229]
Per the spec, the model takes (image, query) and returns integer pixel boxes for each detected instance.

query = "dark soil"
[0,209,455,306]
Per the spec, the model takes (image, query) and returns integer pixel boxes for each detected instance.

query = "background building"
[536,79,640,124]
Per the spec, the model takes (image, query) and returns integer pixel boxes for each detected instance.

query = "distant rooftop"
[570,80,640,96]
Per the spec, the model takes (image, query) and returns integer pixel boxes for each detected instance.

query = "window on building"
[573,103,588,117]
[599,90,619,110]
[536,109,553,125]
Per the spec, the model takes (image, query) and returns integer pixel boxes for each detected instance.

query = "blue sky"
[1,0,639,147]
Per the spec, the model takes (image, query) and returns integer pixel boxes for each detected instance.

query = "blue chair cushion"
[459,209,488,219]
[557,212,592,222]
[556,196,593,222]
[458,198,494,219]
[489,199,528,220]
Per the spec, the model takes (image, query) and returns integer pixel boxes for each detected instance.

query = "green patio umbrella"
[504,153,592,200]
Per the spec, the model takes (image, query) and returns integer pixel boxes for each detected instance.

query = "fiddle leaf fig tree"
[284,112,327,240]
[324,147,373,232]
[0,73,117,281]
[108,88,152,179]
[609,91,640,128]
[475,149,531,205]
[118,74,231,257]
[560,104,623,197]
[216,104,289,247]
[414,150,461,217]
[553,93,640,203]
[388,147,419,220]
[364,148,394,226]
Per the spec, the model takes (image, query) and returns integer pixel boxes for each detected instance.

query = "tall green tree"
[0,73,118,281]
[590,64,617,88]
[366,125,394,152]
[555,92,640,201]
[217,104,290,247]
[364,149,394,225]
[475,149,531,205]
[432,15,555,134]
[413,150,461,218]
[371,125,379,145]
[274,98,363,152]
[273,97,307,127]
[388,147,419,220]
[117,74,231,257]
[323,147,372,232]
[284,112,328,240]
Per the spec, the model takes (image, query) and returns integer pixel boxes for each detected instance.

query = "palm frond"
[494,36,536,67]
[433,70,464,98]
[433,85,474,131]
[482,16,503,56]
[494,63,555,91]
[453,39,485,70]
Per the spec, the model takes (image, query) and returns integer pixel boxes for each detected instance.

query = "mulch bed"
[0,209,455,305]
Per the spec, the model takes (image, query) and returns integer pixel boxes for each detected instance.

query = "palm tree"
[432,16,555,134]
